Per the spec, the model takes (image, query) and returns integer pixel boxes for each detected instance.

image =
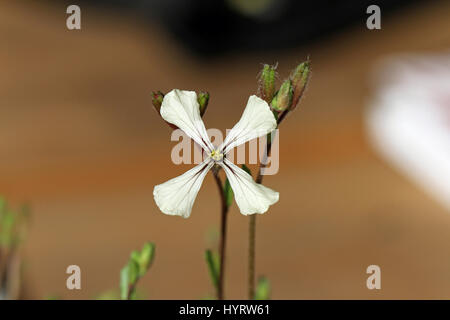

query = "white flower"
[153,89,279,218]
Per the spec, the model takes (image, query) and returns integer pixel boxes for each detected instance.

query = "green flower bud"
[197,91,210,117]
[257,64,276,103]
[151,91,178,130]
[151,91,164,113]
[270,79,293,112]
[290,61,310,110]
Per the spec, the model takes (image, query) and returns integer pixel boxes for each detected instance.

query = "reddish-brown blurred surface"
[1,1,450,299]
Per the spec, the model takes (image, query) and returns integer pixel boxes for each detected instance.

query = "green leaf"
[128,259,139,285]
[120,259,139,300]
[130,242,155,278]
[120,242,156,300]
[223,178,233,208]
[205,249,220,289]
[254,276,270,300]
[130,250,141,268]
[120,265,130,300]
[241,164,252,177]
[138,242,155,277]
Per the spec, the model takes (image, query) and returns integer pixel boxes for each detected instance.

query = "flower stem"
[213,169,229,300]
[248,214,256,299]
[248,130,277,299]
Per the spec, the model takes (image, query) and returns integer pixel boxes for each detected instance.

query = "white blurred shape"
[366,53,450,210]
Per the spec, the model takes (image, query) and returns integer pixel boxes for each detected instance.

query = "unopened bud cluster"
[257,61,310,120]
[151,61,310,129]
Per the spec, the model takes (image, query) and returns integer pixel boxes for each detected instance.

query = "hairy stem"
[213,168,229,300]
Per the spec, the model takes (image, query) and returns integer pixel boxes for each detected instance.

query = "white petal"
[220,95,277,154]
[153,159,214,218]
[219,158,279,215]
[160,89,213,152]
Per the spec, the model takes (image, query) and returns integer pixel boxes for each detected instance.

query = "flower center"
[210,149,223,162]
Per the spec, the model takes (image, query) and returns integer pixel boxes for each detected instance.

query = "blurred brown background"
[1,0,450,299]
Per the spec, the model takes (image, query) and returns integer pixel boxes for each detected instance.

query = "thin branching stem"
[212,168,229,300]
[248,114,284,299]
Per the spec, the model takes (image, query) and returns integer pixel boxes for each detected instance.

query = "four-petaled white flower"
[153,89,279,218]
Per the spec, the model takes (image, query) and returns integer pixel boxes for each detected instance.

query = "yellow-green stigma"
[210,149,223,162]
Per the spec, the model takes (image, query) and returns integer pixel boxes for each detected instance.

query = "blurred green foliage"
[120,242,155,300]
[0,197,30,249]
[254,276,271,300]
[0,196,31,300]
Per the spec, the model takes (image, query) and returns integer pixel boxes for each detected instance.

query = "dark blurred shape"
[76,0,426,57]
